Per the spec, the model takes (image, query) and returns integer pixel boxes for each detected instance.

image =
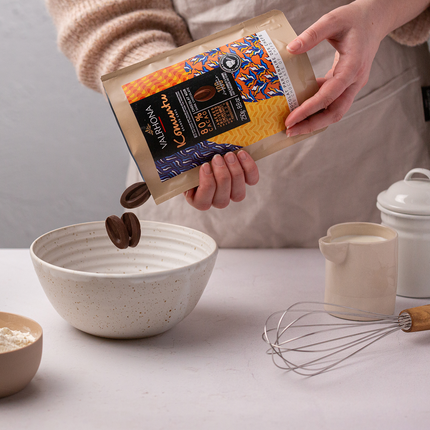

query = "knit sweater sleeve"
[46,1,430,95]
[45,0,192,93]
[390,7,430,46]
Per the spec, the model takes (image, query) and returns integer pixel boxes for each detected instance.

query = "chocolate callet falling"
[106,182,148,249]
[120,182,151,209]
[105,213,142,249]
[105,215,130,249]
[121,212,141,248]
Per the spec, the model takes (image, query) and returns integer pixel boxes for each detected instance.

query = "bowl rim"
[29,220,218,279]
[0,311,43,355]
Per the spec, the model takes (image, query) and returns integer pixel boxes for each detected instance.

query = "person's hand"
[184,150,259,210]
[284,1,387,137]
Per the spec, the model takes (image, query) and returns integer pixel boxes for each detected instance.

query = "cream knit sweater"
[46,0,430,93]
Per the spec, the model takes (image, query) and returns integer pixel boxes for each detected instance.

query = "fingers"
[285,71,351,129]
[185,162,216,211]
[324,51,340,81]
[211,154,232,208]
[285,40,369,133]
[185,151,259,211]
[285,11,373,133]
[287,13,344,54]
[238,150,259,186]
[224,152,245,203]
[286,84,358,136]
[211,152,258,208]
[284,5,367,133]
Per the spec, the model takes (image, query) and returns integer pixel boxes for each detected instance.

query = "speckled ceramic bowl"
[30,221,218,339]
[0,312,43,398]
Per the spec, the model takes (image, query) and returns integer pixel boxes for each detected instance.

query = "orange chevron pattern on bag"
[122,34,282,105]
[123,63,190,104]
[210,96,289,147]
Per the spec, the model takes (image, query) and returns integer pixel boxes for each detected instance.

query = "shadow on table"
[67,299,265,352]
[0,368,69,406]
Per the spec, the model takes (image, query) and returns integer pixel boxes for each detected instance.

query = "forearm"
[45,0,192,92]
[357,0,430,45]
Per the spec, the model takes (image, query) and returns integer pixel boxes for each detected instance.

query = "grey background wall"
[1,1,429,248]
[0,0,130,247]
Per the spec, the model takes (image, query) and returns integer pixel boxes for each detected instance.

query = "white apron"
[127,0,430,248]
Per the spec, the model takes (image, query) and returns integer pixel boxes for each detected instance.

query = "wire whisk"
[263,301,430,376]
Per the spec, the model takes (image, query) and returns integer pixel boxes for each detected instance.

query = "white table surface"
[1,248,429,429]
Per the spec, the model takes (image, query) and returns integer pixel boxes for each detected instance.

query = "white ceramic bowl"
[30,221,218,338]
[0,312,43,398]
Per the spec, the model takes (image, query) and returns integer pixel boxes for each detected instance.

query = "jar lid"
[377,168,430,215]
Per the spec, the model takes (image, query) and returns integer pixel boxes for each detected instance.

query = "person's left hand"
[184,150,259,210]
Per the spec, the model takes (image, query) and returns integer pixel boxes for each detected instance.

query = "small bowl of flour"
[0,327,36,353]
[0,312,43,398]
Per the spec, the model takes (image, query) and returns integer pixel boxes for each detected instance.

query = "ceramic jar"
[377,168,430,298]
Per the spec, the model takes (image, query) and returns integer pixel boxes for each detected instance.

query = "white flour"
[0,327,36,353]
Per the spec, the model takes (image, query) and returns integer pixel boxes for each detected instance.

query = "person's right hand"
[184,150,259,211]
[284,1,387,137]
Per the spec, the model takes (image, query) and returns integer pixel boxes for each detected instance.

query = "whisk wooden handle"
[401,305,430,332]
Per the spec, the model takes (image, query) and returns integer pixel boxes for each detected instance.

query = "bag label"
[130,67,250,161]
[256,30,299,112]
[122,32,297,182]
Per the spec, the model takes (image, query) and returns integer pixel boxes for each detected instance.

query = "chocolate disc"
[121,212,141,248]
[120,182,151,209]
[105,215,129,249]
[193,85,216,102]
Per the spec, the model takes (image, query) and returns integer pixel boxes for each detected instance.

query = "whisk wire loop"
[263,301,407,376]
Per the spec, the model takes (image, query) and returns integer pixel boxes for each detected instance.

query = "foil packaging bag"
[102,10,321,204]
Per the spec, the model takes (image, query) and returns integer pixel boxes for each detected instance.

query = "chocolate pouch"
[102,10,321,204]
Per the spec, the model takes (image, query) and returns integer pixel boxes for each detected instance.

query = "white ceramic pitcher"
[319,222,398,317]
